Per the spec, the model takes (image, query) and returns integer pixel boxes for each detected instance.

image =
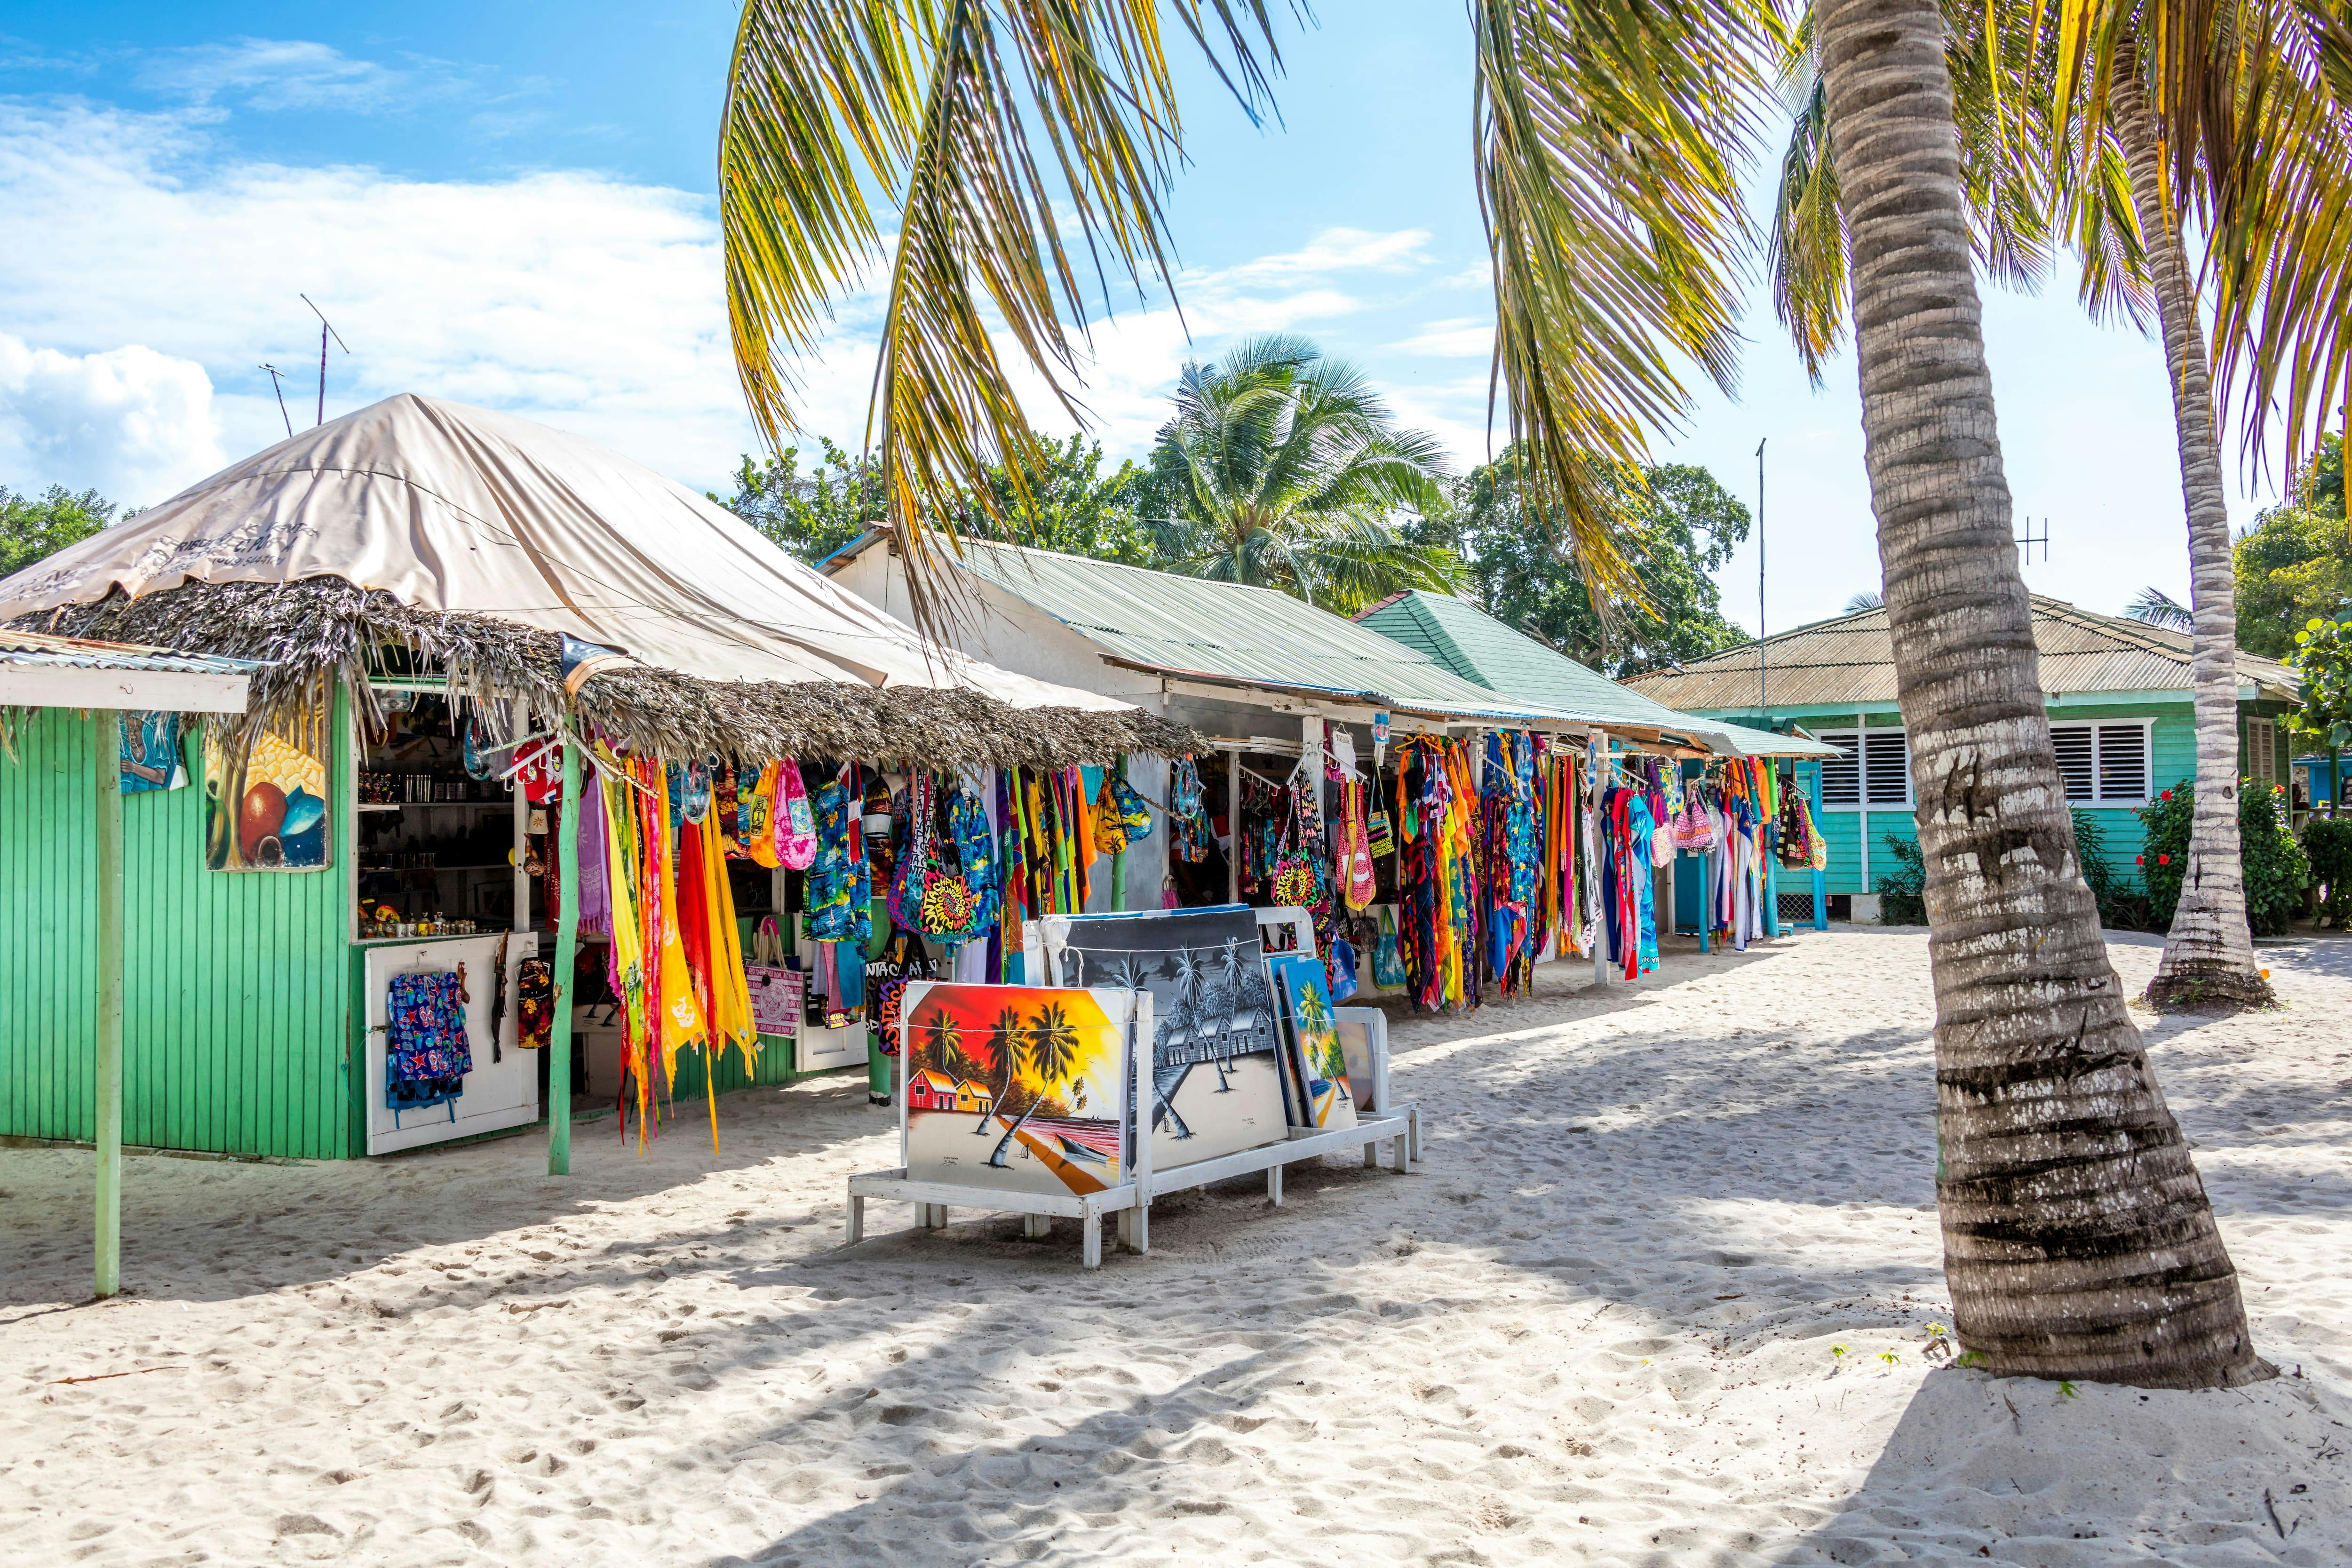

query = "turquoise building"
[1623,597,2301,919]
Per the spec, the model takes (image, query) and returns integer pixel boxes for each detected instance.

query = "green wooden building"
[0,396,1146,1166]
[1623,596,2302,919]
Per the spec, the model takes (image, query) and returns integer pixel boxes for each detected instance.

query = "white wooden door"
[365,932,542,1154]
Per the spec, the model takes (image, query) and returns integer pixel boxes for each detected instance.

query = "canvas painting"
[1269,953,1358,1131]
[1033,907,1288,1170]
[899,982,1136,1197]
[119,711,187,794]
[204,716,331,872]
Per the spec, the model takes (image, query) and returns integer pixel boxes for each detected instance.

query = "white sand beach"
[4,926,2348,1566]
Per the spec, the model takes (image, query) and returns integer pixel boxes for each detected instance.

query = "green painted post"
[548,738,580,1176]
[93,713,124,1298]
[1109,756,1128,912]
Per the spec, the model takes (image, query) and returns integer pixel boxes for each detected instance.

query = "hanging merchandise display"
[865,925,938,1055]
[386,967,471,1122]
[1392,735,1482,1011]
[1779,774,1828,870]
[746,917,801,1037]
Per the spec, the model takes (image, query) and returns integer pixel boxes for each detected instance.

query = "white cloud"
[0,333,223,504]
[131,38,465,114]
[0,94,1493,501]
[1391,317,1493,358]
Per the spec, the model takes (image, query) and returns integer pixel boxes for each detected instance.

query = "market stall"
[0,395,1187,1170]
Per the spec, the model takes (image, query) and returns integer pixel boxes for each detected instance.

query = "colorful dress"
[386,971,470,1120]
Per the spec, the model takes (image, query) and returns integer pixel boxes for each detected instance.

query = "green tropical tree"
[1412,451,1753,677]
[2234,436,2350,659]
[719,0,2264,1388]
[986,1002,1082,1168]
[2289,617,2352,820]
[1135,335,1458,614]
[0,484,116,577]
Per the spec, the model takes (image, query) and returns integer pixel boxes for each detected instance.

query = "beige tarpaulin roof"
[0,393,1127,716]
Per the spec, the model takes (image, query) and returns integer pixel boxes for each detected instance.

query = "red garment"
[676,818,714,1021]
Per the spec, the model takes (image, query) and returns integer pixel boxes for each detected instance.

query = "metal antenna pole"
[1756,438,1767,719]
[300,294,350,427]
[260,365,294,440]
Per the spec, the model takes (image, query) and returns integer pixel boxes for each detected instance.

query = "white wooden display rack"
[844,909,1423,1268]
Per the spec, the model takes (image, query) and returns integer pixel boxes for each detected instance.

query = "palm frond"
[2125,583,2196,631]
[1471,0,1768,614]
[721,0,1285,637]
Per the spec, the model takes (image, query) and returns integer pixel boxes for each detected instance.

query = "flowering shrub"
[2139,780,2309,936]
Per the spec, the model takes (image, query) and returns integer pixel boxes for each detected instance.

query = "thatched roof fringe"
[24,580,1202,769]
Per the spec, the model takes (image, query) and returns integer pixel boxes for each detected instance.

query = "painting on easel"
[899,983,1137,1197]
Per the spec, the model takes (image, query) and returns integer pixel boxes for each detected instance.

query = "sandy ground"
[4,926,2350,1567]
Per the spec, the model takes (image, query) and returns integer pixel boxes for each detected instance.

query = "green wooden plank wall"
[0,709,351,1158]
[1781,702,2199,897]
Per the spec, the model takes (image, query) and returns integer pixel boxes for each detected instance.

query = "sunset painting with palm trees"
[899,983,1133,1197]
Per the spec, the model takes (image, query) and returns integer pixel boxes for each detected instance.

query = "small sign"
[1373,712,1390,745]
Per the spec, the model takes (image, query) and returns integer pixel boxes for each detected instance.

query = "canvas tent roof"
[827,532,1699,737]
[0,396,1180,765]
[1354,590,1836,758]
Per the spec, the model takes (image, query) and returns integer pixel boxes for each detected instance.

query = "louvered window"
[1815,730,1911,808]
[2050,722,2151,804]
[1820,733,1860,805]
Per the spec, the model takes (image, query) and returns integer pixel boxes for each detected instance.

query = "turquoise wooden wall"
[1773,701,2199,896]
[0,707,354,1158]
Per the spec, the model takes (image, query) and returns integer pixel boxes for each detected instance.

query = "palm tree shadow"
[1756,1367,2352,1563]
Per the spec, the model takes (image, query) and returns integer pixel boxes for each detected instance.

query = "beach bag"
[1675,797,1716,852]
[1372,907,1406,988]
[1091,772,1131,856]
[1112,776,1152,842]
[776,759,817,869]
[746,917,801,1037]
[744,761,781,868]
[1338,781,1377,910]
[1326,938,1359,1004]
[514,957,553,1050]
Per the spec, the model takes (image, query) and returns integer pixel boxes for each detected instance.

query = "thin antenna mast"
[2016,515,2050,565]
[299,294,350,427]
[1756,438,1767,720]
[259,365,294,440]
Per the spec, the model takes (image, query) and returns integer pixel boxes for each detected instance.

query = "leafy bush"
[1874,833,1927,924]
[2138,779,2310,936]
[2302,815,2352,928]
[2072,809,2156,931]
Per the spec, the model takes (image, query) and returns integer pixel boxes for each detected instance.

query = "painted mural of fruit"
[239,780,288,860]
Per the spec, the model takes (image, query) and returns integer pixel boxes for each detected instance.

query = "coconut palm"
[1773,0,2276,1011]
[987,1001,1083,1167]
[2125,585,2194,632]
[1809,0,2265,1385]
[1140,335,1460,613]
[721,0,2263,1388]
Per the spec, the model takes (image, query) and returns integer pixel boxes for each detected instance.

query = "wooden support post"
[548,737,580,1176]
[1812,867,1827,930]
[1266,1162,1284,1206]
[1590,739,1611,989]
[847,1189,866,1243]
[93,714,124,1300]
[1224,748,1240,905]
[1023,1213,1050,1239]
[1081,1211,1102,1268]
[1109,755,1128,912]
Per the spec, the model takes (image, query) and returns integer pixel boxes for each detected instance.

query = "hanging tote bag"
[746,916,802,1038]
[1339,779,1377,910]
[776,759,818,869]
[744,761,782,868]
[1371,905,1407,988]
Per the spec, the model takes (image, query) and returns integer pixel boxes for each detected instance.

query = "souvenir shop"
[0,393,1179,1165]
[1151,713,1834,1011]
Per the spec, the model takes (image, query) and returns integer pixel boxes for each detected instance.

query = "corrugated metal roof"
[1354,590,1836,757]
[0,628,262,677]
[924,539,1632,728]
[1624,596,2302,712]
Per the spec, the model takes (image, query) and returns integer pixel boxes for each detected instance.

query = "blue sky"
[0,3,2280,631]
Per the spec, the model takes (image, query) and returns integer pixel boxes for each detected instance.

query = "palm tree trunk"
[1813,0,2269,1387]
[2110,65,2275,1011]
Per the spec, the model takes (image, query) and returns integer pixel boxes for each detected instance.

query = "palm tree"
[987,1002,1082,1168]
[976,1004,1023,1133]
[1141,335,1460,613]
[1773,0,2273,1011]
[1810,0,2265,1385]
[721,0,2263,1388]
[1842,590,1885,614]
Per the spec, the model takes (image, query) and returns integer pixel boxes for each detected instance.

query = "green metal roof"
[842,535,1646,730]
[1354,590,1835,757]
